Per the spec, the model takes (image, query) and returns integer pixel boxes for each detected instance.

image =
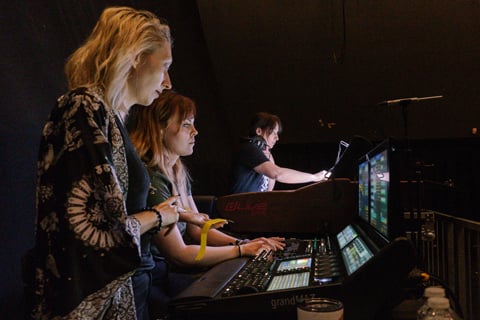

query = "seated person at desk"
[127,91,285,318]
[230,112,328,193]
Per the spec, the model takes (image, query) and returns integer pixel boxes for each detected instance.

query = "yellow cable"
[195,218,228,261]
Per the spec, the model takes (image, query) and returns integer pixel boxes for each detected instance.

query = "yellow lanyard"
[194,218,228,261]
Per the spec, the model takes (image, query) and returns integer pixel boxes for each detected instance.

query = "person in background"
[230,112,328,194]
[128,91,285,318]
[30,7,181,320]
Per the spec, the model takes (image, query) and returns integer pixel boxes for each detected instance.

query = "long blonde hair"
[128,91,197,196]
[65,6,172,113]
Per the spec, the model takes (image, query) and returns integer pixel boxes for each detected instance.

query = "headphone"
[249,135,268,151]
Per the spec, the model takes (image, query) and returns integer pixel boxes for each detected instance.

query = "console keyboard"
[221,250,274,296]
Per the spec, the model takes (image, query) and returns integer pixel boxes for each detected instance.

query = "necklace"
[172,177,191,212]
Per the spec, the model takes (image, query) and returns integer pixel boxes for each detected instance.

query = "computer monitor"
[357,159,370,222]
[369,149,389,237]
[357,138,404,241]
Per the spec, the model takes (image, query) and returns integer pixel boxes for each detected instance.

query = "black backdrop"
[2,1,480,318]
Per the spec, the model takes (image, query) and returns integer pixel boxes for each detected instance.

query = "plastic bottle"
[417,287,446,320]
[422,297,454,320]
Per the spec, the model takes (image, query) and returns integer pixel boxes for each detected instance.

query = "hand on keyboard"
[249,236,286,251]
[241,242,273,257]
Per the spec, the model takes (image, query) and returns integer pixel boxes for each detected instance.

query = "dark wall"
[1,1,480,318]
[197,0,480,143]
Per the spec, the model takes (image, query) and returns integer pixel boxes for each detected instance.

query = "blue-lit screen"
[341,237,374,275]
[337,225,359,249]
[369,150,389,237]
[277,258,312,272]
[358,160,369,222]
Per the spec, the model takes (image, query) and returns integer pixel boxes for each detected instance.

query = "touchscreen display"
[341,237,374,275]
[336,224,358,249]
[277,258,312,272]
[267,272,310,291]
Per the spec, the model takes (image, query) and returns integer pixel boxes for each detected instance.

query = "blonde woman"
[31,7,180,320]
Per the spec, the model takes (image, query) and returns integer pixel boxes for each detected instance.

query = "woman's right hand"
[250,237,285,250]
[313,170,329,182]
[153,196,180,228]
[240,241,274,257]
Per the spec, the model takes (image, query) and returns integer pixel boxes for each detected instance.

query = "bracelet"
[236,244,242,257]
[233,239,250,245]
[144,207,162,232]
[239,239,251,245]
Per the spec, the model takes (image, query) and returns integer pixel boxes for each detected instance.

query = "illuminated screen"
[277,258,312,272]
[358,160,369,222]
[336,225,358,249]
[369,150,389,237]
[267,272,310,291]
[341,237,374,275]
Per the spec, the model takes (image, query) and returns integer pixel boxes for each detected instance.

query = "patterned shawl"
[30,87,141,319]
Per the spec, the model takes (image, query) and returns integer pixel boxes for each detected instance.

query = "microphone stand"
[377,95,443,229]
[400,99,411,139]
[377,95,443,138]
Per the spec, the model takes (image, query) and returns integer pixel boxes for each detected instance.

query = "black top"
[116,116,155,271]
[230,139,270,193]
